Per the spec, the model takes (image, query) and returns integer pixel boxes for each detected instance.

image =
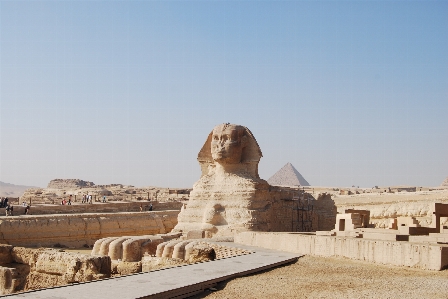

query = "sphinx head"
[197,123,262,179]
[211,124,248,165]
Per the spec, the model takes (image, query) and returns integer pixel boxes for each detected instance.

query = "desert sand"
[191,255,448,299]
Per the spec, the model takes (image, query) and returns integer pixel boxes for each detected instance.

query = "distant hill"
[0,181,38,197]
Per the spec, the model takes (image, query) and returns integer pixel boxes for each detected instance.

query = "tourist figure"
[82,194,86,203]
[88,195,92,204]
[5,205,10,216]
[148,203,153,211]
[68,195,72,205]
[4,197,8,207]
[140,204,143,212]
[102,195,106,203]
[24,204,30,215]
[10,205,14,216]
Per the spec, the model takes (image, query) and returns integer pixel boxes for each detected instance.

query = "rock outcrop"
[47,179,95,189]
[0,245,110,295]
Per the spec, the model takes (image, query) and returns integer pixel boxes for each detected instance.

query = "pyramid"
[441,177,448,187]
[267,162,310,187]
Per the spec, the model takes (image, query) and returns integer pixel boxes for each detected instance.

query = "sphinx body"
[174,124,282,237]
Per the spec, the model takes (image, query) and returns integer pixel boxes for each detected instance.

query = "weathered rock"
[112,261,142,275]
[185,243,216,263]
[47,179,95,189]
[174,123,336,237]
[0,211,178,248]
[0,245,13,265]
[0,245,111,295]
[141,256,187,272]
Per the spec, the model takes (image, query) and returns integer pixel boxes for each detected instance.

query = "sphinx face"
[211,124,246,164]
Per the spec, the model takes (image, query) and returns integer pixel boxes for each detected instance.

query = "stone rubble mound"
[47,179,96,189]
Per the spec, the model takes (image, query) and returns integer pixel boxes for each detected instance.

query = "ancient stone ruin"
[267,162,310,187]
[0,245,110,295]
[441,177,448,187]
[47,179,95,189]
[174,123,336,237]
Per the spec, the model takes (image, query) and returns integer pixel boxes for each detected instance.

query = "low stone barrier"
[235,232,448,270]
[1,201,182,216]
[0,211,179,248]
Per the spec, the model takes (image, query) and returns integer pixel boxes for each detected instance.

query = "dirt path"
[190,255,448,299]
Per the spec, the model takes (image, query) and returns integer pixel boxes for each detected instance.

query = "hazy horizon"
[1,1,447,189]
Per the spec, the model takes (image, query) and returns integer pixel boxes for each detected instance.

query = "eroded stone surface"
[0,212,178,248]
[0,245,110,295]
[174,124,320,237]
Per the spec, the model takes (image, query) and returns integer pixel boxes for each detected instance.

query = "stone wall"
[333,190,448,228]
[0,211,179,248]
[235,232,448,271]
[22,185,191,205]
[3,201,182,216]
[269,192,336,232]
[0,245,110,295]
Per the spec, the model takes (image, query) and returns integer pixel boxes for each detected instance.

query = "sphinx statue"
[174,123,280,237]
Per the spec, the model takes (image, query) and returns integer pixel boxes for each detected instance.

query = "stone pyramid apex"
[441,177,448,187]
[267,162,310,187]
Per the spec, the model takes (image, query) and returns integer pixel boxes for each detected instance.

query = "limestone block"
[235,232,448,271]
[186,230,205,239]
[185,243,216,263]
[0,245,13,265]
[112,261,142,275]
[0,266,21,295]
[397,217,420,228]
[141,256,187,272]
[2,247,112,293]
[11,247,41,265]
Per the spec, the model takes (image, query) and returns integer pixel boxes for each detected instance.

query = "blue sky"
[1,0,447,188]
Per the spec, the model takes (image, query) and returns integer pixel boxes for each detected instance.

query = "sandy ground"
[64,248,92,255]
[190,255,448,299]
